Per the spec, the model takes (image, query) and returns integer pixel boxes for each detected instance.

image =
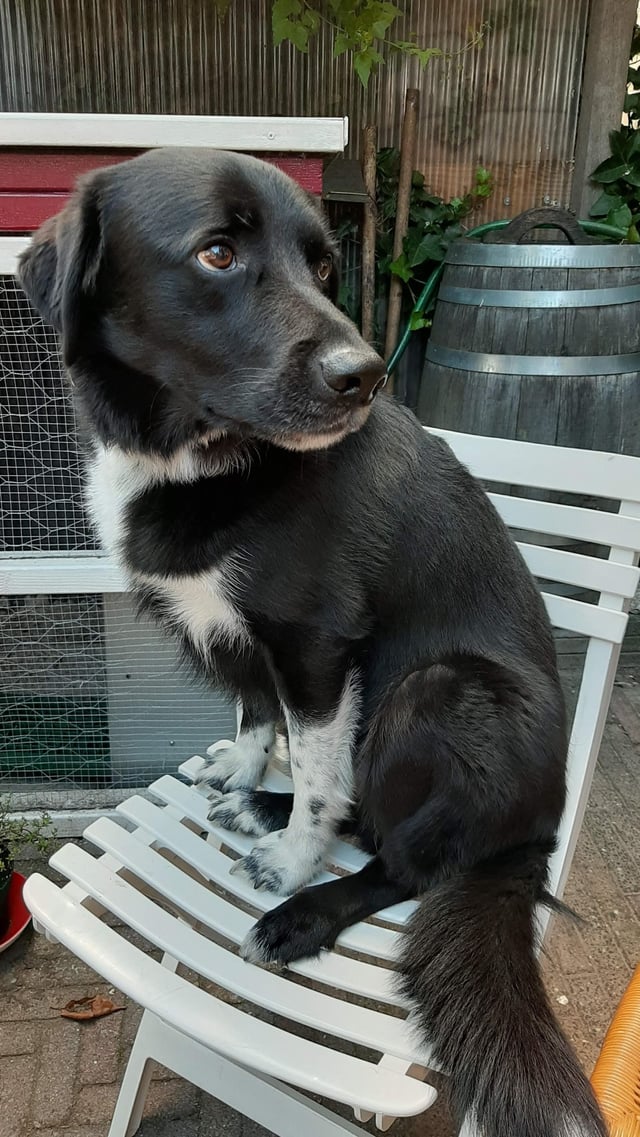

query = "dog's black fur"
[18,148,607,1137]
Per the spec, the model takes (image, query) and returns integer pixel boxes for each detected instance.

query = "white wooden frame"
[0,112,348,151]
[23,430,640,1137]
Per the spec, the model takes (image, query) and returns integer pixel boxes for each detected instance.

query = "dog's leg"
[230,671,360,895]
[197,689,280,793]
[241,854,408,965]
[208,789,293,837]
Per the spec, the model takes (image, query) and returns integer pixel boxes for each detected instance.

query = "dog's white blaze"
[134,568,251,656]
[85,442,251,658]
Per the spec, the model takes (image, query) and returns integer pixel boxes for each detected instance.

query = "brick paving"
[1,637,639,1137]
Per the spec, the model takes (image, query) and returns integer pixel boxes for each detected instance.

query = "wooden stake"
[361,124,378,345]
[384,88,420,377]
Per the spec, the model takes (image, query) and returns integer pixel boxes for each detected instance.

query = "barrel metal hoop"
[425,344,640,376]
[446,242,640,268]
[439,284,640,308]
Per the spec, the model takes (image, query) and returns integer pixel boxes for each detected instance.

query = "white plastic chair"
[24,428,640,1137]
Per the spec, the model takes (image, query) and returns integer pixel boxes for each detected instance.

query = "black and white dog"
[18,148,606,1137]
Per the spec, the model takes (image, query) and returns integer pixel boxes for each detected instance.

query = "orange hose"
[591,965,640,1136]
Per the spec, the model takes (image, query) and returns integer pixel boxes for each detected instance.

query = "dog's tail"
[398,846,607,1137]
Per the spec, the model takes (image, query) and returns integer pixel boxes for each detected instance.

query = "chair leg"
[107,1011,156,1137]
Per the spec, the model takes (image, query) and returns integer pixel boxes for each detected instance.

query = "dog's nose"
[319,349,387,403]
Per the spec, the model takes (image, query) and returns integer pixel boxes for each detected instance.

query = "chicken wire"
[0,277,235,800]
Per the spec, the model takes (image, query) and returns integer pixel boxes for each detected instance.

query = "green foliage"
[375,148,493,317]
[0,797,52,877]
[590,127,640,242]
[589,25,640,242]
[215,1,485,86]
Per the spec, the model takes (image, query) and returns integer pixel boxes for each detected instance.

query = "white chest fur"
[85,443,252,659]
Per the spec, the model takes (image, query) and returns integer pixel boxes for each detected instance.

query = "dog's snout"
[320,349,387,403]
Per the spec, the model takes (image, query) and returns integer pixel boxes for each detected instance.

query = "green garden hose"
[386,219,629,377]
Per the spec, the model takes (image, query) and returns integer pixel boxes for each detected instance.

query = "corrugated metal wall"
[0,0,589,217]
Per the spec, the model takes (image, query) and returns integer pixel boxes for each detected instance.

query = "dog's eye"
[197,244,236,272]
[316,255,333,283]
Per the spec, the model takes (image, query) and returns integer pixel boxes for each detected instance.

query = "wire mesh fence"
[0,276,235,802]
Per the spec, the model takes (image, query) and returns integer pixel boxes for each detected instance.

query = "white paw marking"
[196,725,275,790]
[207,790,270,837]
[231,829,323,896]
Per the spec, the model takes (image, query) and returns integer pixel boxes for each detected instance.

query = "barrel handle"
[490,207,592,245]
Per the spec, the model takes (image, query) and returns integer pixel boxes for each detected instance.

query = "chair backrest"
[431,426,640,900]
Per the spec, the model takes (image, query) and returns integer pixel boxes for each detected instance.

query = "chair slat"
[488,493,640,552]
[50,842,420,1063]
[118,794,403,961]
[23,874,432,1117]
[518,543,639,597]
[147,776,417,927]
[89,809,404,1006]
[430,427,640,502]
[541,593,628,642]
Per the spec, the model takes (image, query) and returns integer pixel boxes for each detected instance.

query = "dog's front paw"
[231,830,322,896]
[196,729,274,792]
[240,893,339,966]
[208,789,271,837]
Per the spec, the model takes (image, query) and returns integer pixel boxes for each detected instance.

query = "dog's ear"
[17,172,104,364]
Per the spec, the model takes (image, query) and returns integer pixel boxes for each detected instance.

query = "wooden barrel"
[418,209,640,458]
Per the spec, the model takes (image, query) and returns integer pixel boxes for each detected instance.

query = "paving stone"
[31,1018,81,1127]
[142,1077,199,1121]
[611,686,640,745]
[0,1021,37,1056]
[0,1053,36,1132]
[137,1120,198,1137]
[33,1128,109,1137]
[78,1012,123,1086]
[71,1082,122,1125]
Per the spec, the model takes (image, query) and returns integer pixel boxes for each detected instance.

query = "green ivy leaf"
[212,0,234,15]
[608,128,630,161]
[302,7,321,31]
[333,32,355,57]
[591,156,630,184]
[409,311,430,331]
[272,0,308,49]
[389,253,413,282]
[408,232,446,267]
[353,47,384,87]
[606,203,633,230]
[628,222,640,243]
[589,190,622,218]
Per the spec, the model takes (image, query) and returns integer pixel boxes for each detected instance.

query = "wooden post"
[570,0,637,219]
[361,124,378,345]
[384,88,420,376]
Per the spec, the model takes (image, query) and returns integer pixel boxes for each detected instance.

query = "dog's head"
[18,148,386,459]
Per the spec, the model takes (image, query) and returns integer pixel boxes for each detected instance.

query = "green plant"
[375,148,493,329]
[214,0,486,86]
[0,797,52,878]
[590,129,640,241]
[589,25,640,241]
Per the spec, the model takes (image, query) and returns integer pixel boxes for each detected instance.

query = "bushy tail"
[398,848,608,1137]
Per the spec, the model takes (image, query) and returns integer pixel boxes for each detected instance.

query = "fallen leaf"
[54,995,126,1020]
